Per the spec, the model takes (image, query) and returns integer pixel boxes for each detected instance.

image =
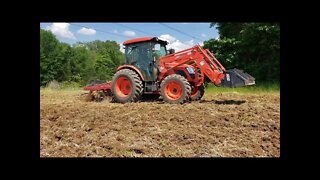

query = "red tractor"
[84,37,255,103]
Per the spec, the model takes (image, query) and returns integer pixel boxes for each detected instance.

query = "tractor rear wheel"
[160,74,191,104]
[190,84,205,101]
[111,69,143,103]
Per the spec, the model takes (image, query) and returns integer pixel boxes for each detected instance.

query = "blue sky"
[40,23,219,52]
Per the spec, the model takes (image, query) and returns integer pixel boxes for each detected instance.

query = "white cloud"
[159,34,195,52]
[113,29,118,33]
[46,23,76,40]
[186,39,194,45]
[159,34,176,43]
[77,27,96,35]
[215,35,220,40]
[199,42,204,46]
[123,30,136,36]
[201,33,207,37]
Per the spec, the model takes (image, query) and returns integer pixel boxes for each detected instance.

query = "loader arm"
[158,45,255,87]
[158,45,226,86]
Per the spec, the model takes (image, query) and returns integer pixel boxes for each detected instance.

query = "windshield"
[153,43,167,60]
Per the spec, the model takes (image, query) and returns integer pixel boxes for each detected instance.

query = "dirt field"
[40,89,280,157]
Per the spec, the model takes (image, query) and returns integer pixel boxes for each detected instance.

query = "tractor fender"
[117,65,145,81]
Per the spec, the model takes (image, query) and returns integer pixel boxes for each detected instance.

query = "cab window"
[153,43,167,60]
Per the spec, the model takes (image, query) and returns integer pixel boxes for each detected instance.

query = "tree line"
[203,23,280,83]
[40,28,124,86]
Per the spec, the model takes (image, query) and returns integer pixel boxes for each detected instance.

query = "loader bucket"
[220,68,255,88]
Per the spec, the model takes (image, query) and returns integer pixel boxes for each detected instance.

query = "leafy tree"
[82,40,124,82]
[204,23,280,82]
[40,29,125,86]
[40,29,62,86]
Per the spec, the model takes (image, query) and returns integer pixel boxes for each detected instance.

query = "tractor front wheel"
[160,74,191,104]
[111,69,143,103]
[190,84,205,101]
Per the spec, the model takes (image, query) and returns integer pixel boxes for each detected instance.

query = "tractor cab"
[123,37,169,82]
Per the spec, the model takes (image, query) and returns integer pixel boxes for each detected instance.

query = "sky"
[40,23,219,52]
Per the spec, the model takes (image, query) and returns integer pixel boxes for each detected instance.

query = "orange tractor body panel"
[117,64,145,81]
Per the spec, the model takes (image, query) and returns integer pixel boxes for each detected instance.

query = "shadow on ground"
[199,99,246,105]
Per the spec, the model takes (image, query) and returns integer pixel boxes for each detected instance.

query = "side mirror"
[169,49,175,54]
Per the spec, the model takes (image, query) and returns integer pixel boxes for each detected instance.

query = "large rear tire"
[111,69,143,103]
[190,84,205,101]
[160,74,191,104]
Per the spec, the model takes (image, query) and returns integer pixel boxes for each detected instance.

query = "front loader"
[84,37,255,104]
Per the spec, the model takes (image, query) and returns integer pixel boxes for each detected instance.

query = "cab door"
[125,42,153,81]
[151,43,167,81]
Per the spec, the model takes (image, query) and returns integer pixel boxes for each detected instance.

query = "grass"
[205,82,280,94]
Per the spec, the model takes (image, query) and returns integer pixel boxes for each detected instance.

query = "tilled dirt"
[40,90,280,157]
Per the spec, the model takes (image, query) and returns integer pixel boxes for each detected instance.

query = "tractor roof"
[123,37,168,45]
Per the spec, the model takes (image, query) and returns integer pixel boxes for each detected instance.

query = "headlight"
[186,67,195,74]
